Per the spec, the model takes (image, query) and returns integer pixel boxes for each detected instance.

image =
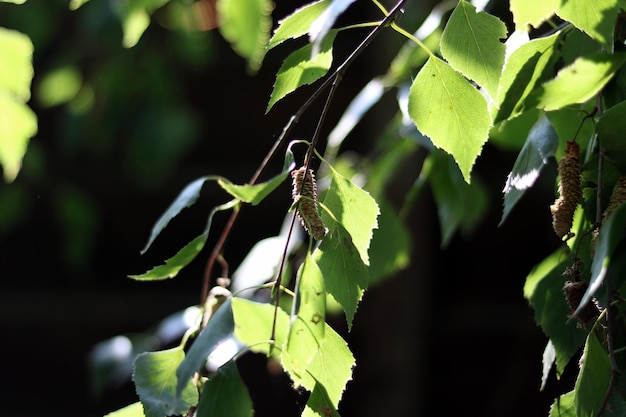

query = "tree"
[3,0,626,416]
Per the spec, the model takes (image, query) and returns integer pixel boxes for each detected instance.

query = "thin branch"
[200,0,408,303]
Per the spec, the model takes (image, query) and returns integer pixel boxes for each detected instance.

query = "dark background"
[0,1,576,416]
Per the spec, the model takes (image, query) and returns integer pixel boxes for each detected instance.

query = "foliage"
[5,0,626,416]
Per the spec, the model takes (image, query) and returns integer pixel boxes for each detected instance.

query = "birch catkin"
[603,175,626,221]
[291,167,326,240]
[550,141,582,239]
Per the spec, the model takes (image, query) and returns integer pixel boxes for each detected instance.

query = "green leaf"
[524,250,587,375]
[574,202,626,318]
[132,234,208,281]
[302,382,340,417]
[104,402,145,417]
[322,164,379,264]
[0,27,34,100]
[367,198,410,284]
[313,224,368,329]
[556,0,619,49]
[231,298,354,409]
[440,0,507,98]
[69,0,90,10]
[267,0,330,51]
[197,360,253,417]
[408,56,491,183]
[0,28,37,183]
[140,176,212,254]
[574,333,612,417]
[309,0,355,55]
[35,66,82,108]
[218,174,288,205]
[287,318,355,409]
[217,0,273,72]
[218,148,295,205]
[510,0,559,30]
[232,297,289,355]
[133,347,199,417]
[494,31,560,123]
[130,200,238,280]
[597,100,626,172]
[284,253,326,376]
[0,93,37,183]
[549,391,576,417]
[0,0,28,3]
[541,340,557,391]
[426,150,488,246]
[530,53,626,111]
[176,298,235,397]
[266,30,337,112]
[500,115,558,225]
[112,0,170,48]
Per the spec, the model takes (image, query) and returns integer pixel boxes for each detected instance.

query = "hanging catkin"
[603,175,626,221]
[550,141,582,239]
[291,166,326,240]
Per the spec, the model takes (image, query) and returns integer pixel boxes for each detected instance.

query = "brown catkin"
[603,175,626,221]
[550,141,582,238]
[291,167,326,240]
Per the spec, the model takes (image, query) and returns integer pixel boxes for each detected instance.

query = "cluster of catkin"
[551,141,582,239]
[291,166,326,240]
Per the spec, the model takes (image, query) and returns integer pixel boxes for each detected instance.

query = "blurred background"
[0,0,576,416]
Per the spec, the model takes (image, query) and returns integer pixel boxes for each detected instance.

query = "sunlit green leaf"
[574,203,626,318]
[69,0,90,10]
[549,391,576,417]
[231,298,354,409]
[218,149,295,205]
[541,340,556,391]
[408,56,491,183]
[0,28,36,183]
[266,30,337,112]
[267,0,330,50]
[231,297,289,356]
[524,249,586,375]
[309,0,355,55]
[131,200,237,280]
[284,253,326,376]
[322,164,379,264]
[133,234,207,281]
[302,382,340,417]
[197,360,253,417]
[218,0,273,72]
[597,100,626,172]
[0,93,37,182]
[556,0,619,49]
[500,116,558,225]
[287,317,355,409]
[218,173,289,205]
[313,224,367,329]
[0,27,34,100]
[440,0,506,98]
[530,53,626,111]
[134,347,198,417]
[510,0,559,30]
[176,298,235,397]
[574,333,612,417]
[104,402,145,417]
[35,66,82,108]
[0,0,28,3]
[494,31,559,123]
